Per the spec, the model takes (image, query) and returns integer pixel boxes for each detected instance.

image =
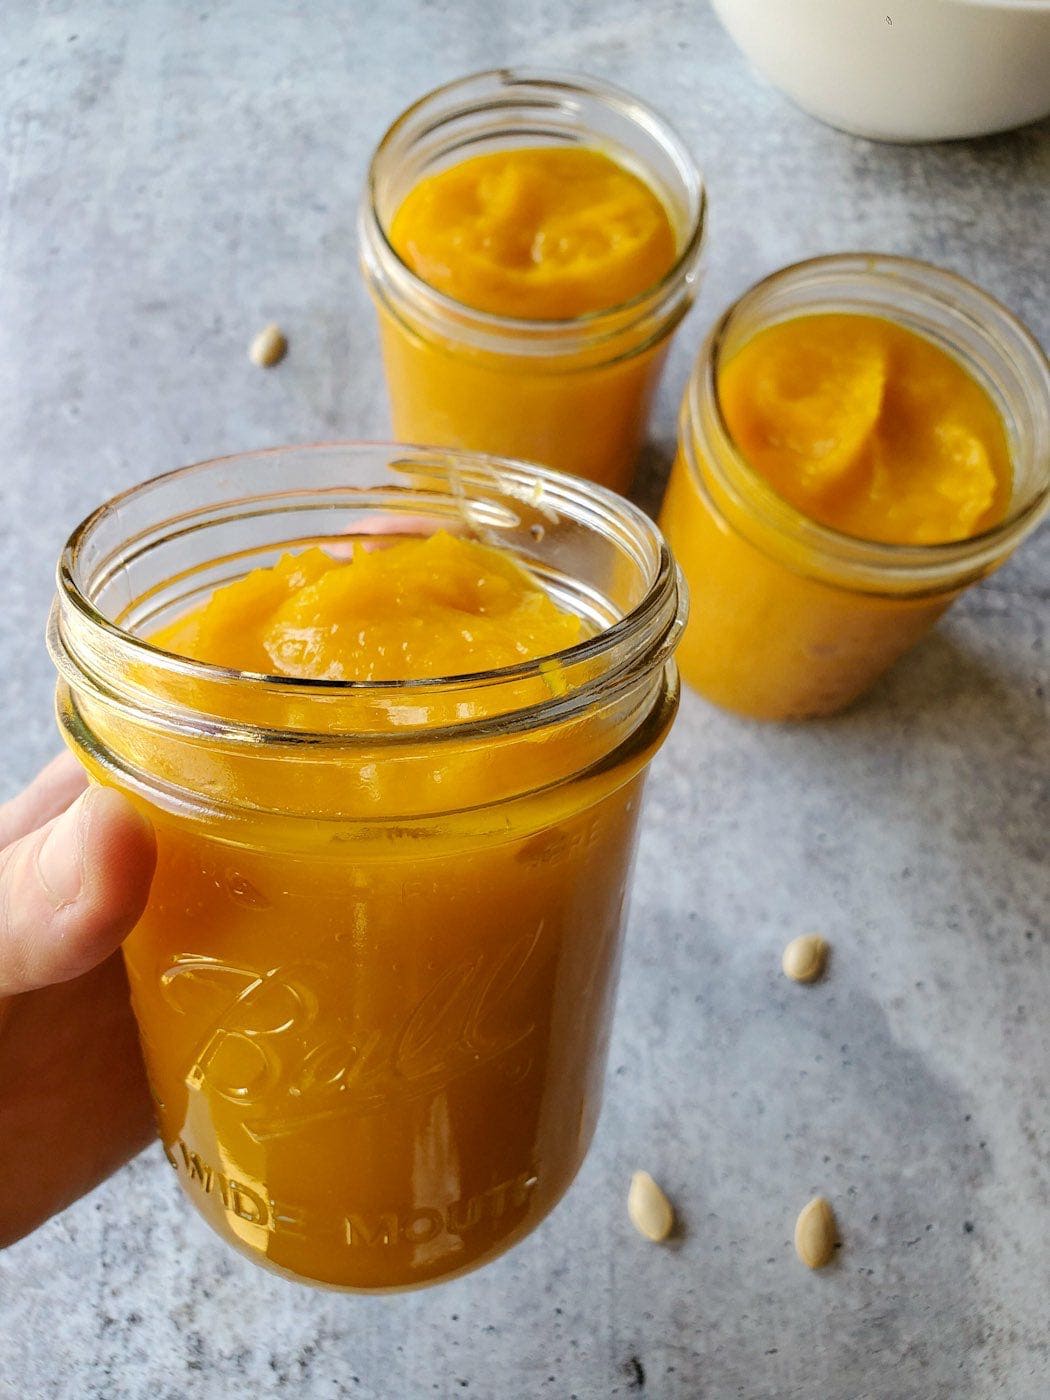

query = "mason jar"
[49,444,685,1290]
[660,254,1050,720]
[360,69,706,495]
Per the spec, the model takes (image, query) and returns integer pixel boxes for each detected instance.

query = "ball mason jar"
[360,69,706,495]
[659,254,1050,720]
[49,444,686,1290]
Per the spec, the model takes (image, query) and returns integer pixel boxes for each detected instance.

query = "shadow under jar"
[360,69,706,495]
[659,254,1050,721]
[49,444,686,1291]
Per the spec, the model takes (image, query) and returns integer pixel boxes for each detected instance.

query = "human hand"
[0,752,157,1248]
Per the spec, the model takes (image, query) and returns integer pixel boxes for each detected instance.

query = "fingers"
[328,512,445,558]
[0,952,156,1250]
[0,785,157,997]
[0,751,87,847]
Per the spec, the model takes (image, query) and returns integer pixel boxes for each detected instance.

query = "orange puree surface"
[149,532,581,680]
[115,531,670,1290]
[372,146,681,491]
[718,314,1012,545]
[389,147,676,319]
[660,312,1016,720]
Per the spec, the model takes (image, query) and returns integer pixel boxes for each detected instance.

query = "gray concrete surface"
[1,3,1048,1397]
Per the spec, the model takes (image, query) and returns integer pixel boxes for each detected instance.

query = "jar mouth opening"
[53,442,685,740]
[688,252,1050,583]
[363,67,707,341]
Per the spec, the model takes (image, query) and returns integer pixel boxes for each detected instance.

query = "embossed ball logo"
[158,922,545,1139]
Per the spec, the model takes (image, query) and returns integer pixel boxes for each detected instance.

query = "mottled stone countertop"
[1,3,1048,1397]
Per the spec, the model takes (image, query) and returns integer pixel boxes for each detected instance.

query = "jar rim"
[53,441,685,743]
[685,252,1050,589]
[361,67,707,348]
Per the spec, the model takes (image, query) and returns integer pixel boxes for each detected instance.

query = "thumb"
[0,786,157,997]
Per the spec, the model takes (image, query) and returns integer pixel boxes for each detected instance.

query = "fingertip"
[81,786,158,918]
[48,788,158,982]
[0,786,158,996]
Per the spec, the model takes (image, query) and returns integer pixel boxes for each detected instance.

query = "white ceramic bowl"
[711,0,1050,142]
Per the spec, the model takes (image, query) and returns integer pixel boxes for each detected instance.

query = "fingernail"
[37,790,92,907]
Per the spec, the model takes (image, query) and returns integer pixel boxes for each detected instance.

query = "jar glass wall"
[360,70,706,495]
[660,255,1050,720]
[49,444,685,1290]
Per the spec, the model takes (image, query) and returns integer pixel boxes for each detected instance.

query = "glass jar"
[359,69,706,495]
[48,444,685,1291]
[659,254,1050,720]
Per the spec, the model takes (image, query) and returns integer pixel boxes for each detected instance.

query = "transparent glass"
[49,444,685,1291]
[360,69,706,494]
[659,254,1050,720]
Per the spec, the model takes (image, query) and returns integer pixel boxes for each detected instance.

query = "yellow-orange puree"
[662,313,1012,718]
[119,532,668,1289]
[374,147,680,490]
